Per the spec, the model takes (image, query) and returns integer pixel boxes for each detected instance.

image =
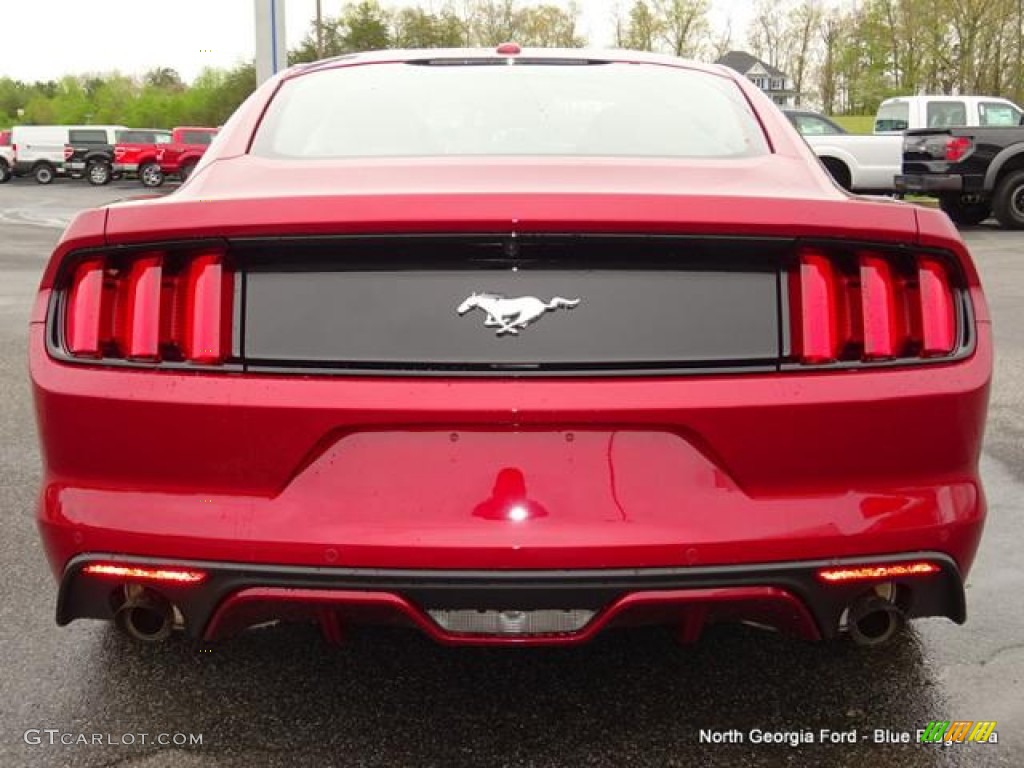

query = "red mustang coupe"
[31,48,991,648]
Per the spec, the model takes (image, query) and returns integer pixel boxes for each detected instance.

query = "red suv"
[113,129,172,187]
[156,126,218,182]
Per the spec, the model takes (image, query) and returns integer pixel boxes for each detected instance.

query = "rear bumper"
[896,173,986,195]
[31,313,991,642]
[58,552,966,645]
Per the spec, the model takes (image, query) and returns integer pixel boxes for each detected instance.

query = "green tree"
[466,0,518,45]
[515,4,584,47]
[144,67,185,91]
[619,1,661,51]
[341,1,392,51]
[393,7,466,47]
[657,0,710,58]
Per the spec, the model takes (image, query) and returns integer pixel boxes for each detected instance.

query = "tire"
[938,193,991,226]
[33,163,55,184]
[139,162,164,188]
[86,160,112,186]
[992,169,1024,229]
[821,158,852,191]
[0,163,10,183]
[179,161,197,181]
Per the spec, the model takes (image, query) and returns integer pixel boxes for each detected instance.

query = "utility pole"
[316,0,324,58]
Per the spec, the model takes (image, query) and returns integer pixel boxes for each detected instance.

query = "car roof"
[881,95,1016,103]
[287,47,736,81]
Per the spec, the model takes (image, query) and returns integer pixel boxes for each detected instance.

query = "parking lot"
[1,180,1022,768]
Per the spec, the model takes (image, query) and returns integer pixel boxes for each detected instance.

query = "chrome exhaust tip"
[114,589,175,643]
[847,594,905,646]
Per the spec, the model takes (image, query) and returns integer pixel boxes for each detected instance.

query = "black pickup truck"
[896,125,1024,227]
[64,141,117,186]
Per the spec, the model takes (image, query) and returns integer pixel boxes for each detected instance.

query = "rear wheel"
[33,163,55,184]
[938,193,991,226]
[179,161,197,181]
[86,160,112,186]
[0,162,10,183]
[139,162,164,188]
[992,170,1024,229]
[820,157,852,191]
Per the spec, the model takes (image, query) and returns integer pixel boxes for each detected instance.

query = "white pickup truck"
[784,109,902,194]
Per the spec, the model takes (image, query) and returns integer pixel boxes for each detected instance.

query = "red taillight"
[817,561,941,583]
[63,145,74,161]
[945,136,973,162]
[83,563,207,584]
[918,257,957,355]
[183,253,233,363]
[790,250,840,363]
[119,255,163,360]
[790,249,960,365]
[859,254,904,359]
[63,251,233,364]
[65,258,106,357]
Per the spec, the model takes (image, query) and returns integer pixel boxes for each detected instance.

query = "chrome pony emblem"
[456,293,581,336]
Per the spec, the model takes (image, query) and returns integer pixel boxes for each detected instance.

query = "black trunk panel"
[238,236,784,373]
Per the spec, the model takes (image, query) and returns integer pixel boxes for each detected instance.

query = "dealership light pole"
[255,0,288,85]
[316,0,323,58]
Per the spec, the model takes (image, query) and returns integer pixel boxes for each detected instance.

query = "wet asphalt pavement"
[0,180,1021,767]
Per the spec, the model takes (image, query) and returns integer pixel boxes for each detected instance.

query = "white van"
[874,96,1022,134]
[11,125,125,183]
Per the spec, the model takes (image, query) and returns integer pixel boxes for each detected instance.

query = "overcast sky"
[1,0,756,84]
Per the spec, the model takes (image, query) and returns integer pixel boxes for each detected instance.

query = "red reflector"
[859,253,901,359]
[918,258,956,355]
[496,42,521,54]
[120,255,163,360]
[65,258,106,357]
[792,251,840,363]
[183,253,233,363]
[817,561,940,583]
[83,563,207,584]
[945,136,972,162]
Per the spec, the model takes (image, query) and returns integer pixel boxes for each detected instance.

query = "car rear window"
[252,61,770,159]
[979,101,1022,126]
[181,131,214,145]
[68,129,109,144]
[927,101,967,128]
[117,130,172,144]
[874,101,909,132]
[790,113,844,136]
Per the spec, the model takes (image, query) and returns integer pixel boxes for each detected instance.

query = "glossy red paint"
[203,587,821,645]
[31,48,992,645]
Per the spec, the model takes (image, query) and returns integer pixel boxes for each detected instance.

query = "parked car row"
[0,124,216,186]
[782,95,1024,229]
